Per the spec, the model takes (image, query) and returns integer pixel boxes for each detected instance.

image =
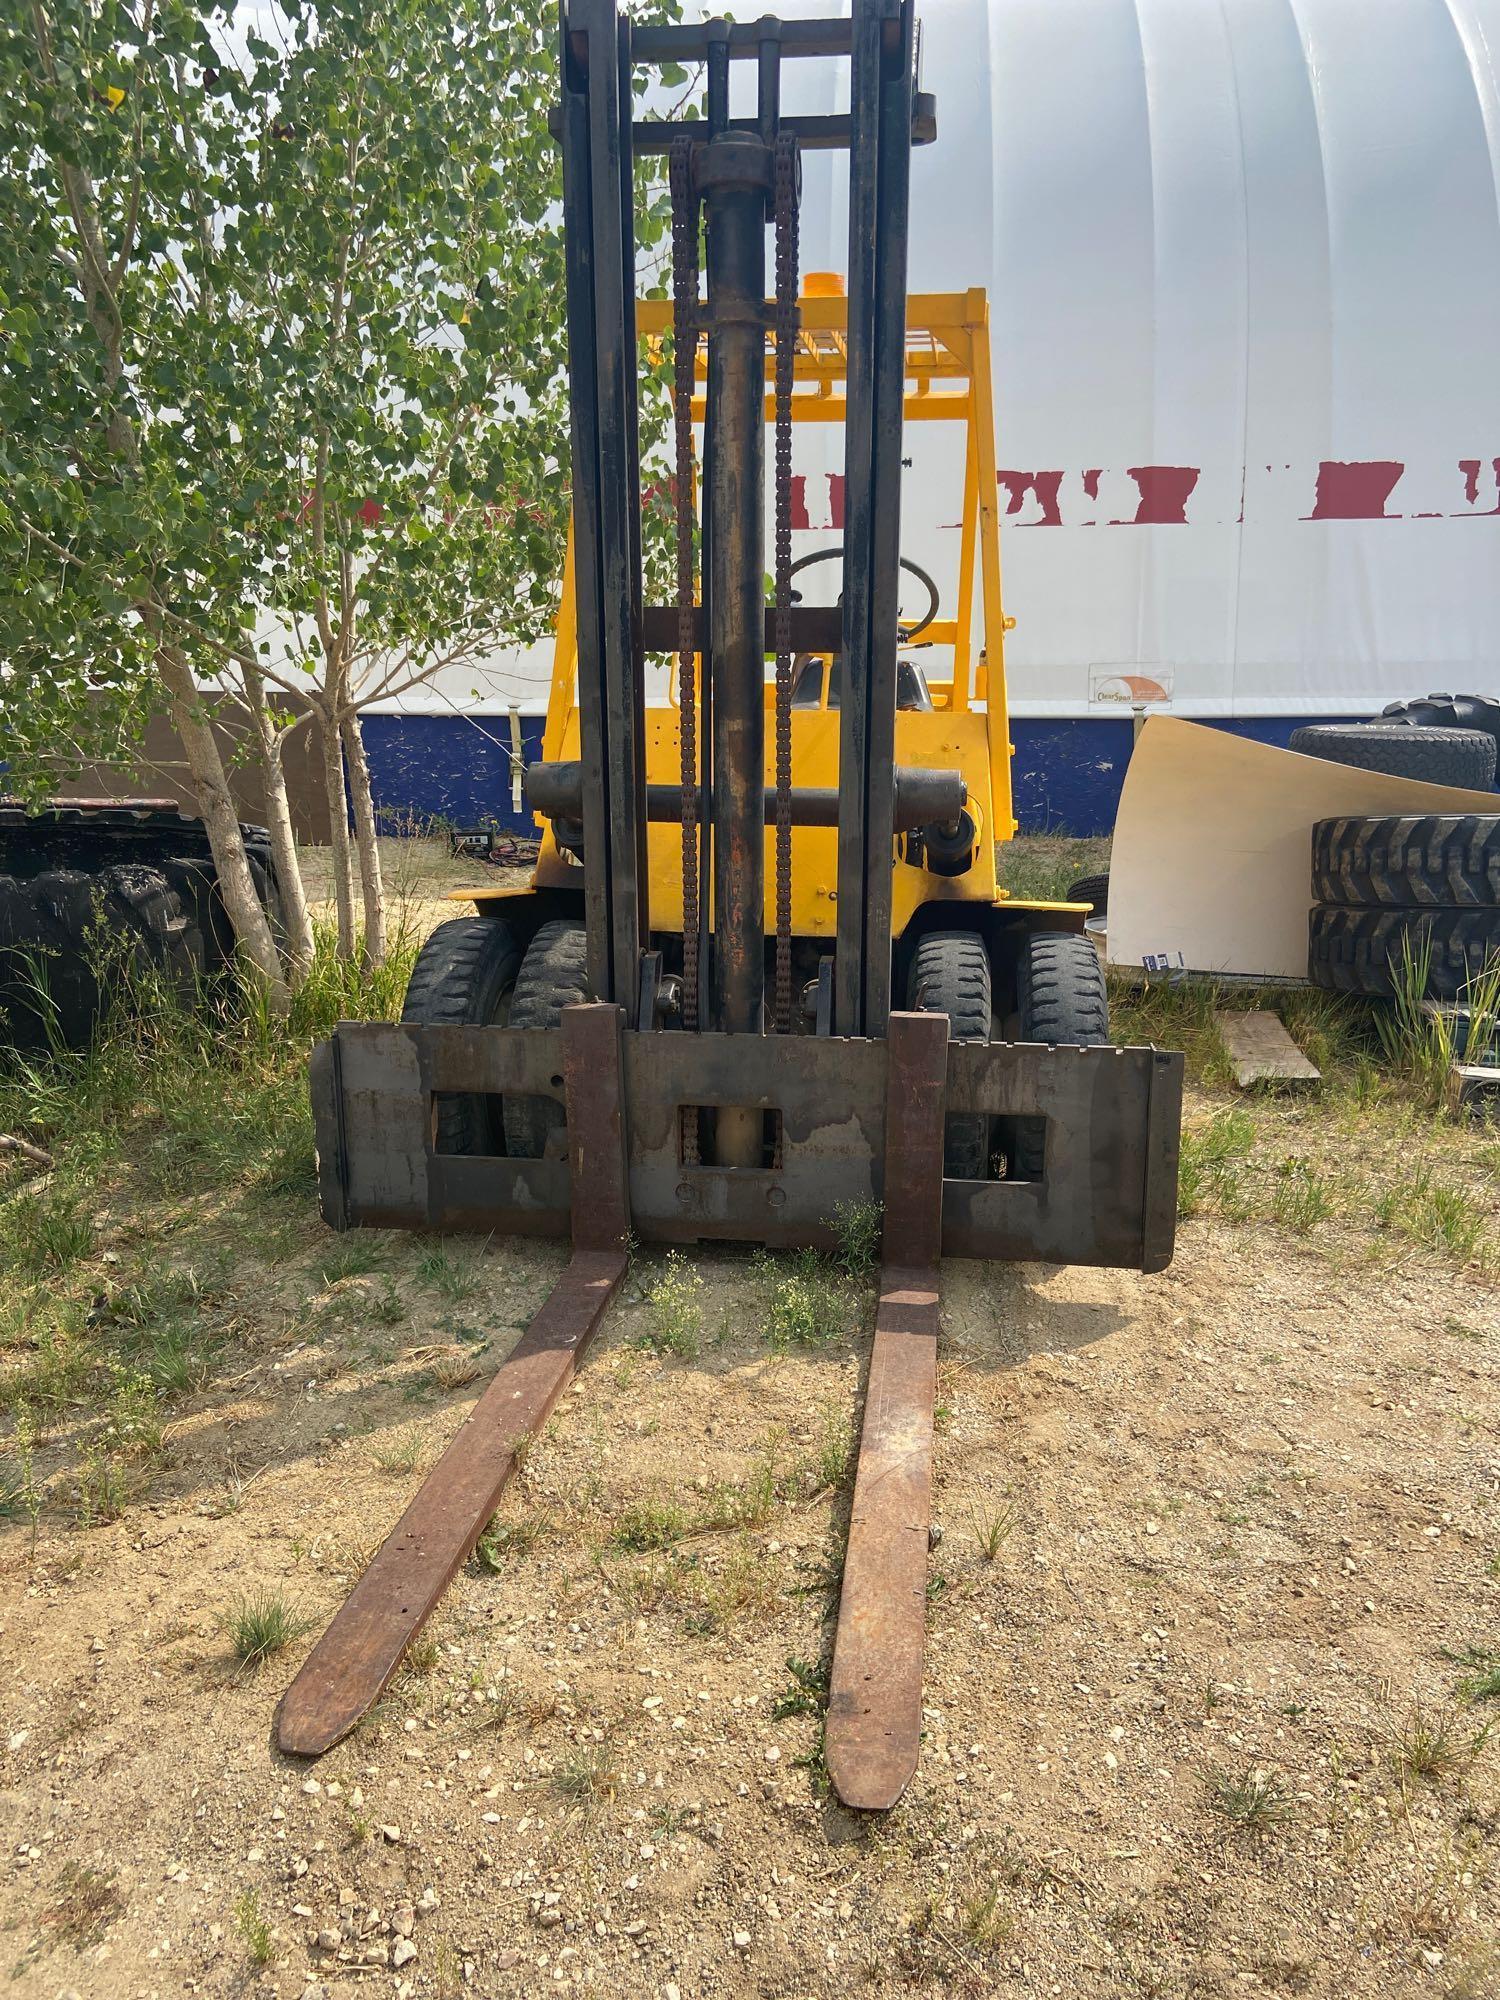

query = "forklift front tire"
[1012,930,1111,1179]
[907,930,992,1179]
[401,917,523,1155]
[502,919,591,1159]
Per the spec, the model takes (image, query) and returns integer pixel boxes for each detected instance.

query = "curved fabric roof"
[382,0,1500,717]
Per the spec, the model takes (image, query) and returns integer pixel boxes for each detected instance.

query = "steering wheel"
[787,548,941,642]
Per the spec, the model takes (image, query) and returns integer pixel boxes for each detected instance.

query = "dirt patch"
[0,850,1497,1999]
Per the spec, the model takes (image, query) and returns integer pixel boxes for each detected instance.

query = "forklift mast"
[557,0,929,1040]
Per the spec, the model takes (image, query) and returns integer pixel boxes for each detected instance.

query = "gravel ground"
[1,839,1497,1999]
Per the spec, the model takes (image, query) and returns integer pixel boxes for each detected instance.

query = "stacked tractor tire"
[1290,691,1500,791]
[1291,691,1500,999]
[1308,815,1500,998]
[0,803,282,1051]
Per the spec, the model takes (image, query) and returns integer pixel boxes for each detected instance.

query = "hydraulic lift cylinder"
[705,141,769,1047]
[703,135,771,1168]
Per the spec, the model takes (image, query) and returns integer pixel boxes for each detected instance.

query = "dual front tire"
[406,914,1112,1181]
[401,917,586,1156]
[906,928,1109,1179]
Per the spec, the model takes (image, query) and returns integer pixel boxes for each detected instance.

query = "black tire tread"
[907,931,992,1179]
[401,917,523,1154]
[1065,872,1110,914]
[1016,931,1110,1043]
[1313,814,1500,909]
[0,862,201,1049]
[1014,932,1111,1178]
[502,920,589,1159]
[1289,722,1496,790]
[1308,904,1500,999]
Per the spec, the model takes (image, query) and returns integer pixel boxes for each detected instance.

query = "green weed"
[1177,1107,1256,1219]
[234,1887,274,1966]
[218,1589,313,1669]
[372,1431,424,1476]
[100,1373,164,1460]
[1203,1762,1293,1834]
[963,1880,1017,1951]
[809,1404,853,1493]
[319,1234,387,1287]
[1271,1157,1334,1233]
[1446,1646,1500,1705]
[73,1450,127,1528]
[638,1251,703,1359]
[761,1249,845,1351]
[554,1740,620,1810]
[417,1243,483,1302]
[680,1534,783,1632]
[830,1198,882,1276]
[0,1410,43,1552]
[1374,1162,1487,1262]
[971,1499,1019,1560]
[610,1495,688,1552]
[369,1276,407,1325]
[1380,934,1500,1109]
[475,1514,548,1568]
[773,1652,829,1720]
[7,1190,95,1276]
[996,835,1109,904]
[1389,1704,1484,1784]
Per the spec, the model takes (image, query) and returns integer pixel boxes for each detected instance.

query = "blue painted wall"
[360,711,547,836]
[359,710,1342,841]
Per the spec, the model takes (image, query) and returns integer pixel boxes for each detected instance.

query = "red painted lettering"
[996,470,1064,526]
[1116,466,1199,525]
[1304,461,1404,520]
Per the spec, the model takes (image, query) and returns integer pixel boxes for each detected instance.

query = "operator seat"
[788,653,935,712]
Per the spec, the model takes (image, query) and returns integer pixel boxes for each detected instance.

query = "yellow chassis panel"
[457,290,1063,945]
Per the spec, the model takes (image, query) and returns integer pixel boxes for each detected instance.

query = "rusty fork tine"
[825,1010,947,1811]
[276,1005,628,1759]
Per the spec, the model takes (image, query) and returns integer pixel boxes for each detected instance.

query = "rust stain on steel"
[880,1011,947,1266]
[279,1002,630,1757]
[824,1263,940,1809]
[825,1010,949,1810]
[276,1248,624,1756]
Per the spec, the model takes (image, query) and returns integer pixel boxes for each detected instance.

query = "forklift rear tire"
[906,931,992,1180]
[401,917,523,1154]
[1013,931,1111,1181]
[502,919,590,1159]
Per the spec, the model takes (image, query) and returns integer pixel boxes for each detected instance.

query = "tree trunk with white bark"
[317,700,358,960]
[241,660,314,981]
[341,710,387,969]
[156,647,289,1009]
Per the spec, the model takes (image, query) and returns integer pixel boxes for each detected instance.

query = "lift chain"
[772,133,800,1034]
[669,138,703,1165]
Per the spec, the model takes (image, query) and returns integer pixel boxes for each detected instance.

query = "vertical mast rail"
[559,0,647,1014]
[835,0,916,1034]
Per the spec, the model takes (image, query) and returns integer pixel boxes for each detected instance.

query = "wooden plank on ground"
[1215,1009,1321,1089]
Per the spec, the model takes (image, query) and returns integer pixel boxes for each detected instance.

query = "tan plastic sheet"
[1107,717,1497,981]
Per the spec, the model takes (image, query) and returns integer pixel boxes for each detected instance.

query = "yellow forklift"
[284,0,1182,1811]
[463,280,1108,1181]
